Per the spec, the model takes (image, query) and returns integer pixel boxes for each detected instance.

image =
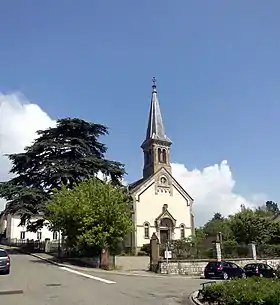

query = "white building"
[0,213,60,242]
[127,79,195,253]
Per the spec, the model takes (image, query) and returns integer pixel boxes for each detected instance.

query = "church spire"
[141,78,172,178]
[143,77,172,145]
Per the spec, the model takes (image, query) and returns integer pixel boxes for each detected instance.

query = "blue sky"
[0,1,280,203]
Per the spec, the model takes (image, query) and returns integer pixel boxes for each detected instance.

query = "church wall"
[134,180,192,248]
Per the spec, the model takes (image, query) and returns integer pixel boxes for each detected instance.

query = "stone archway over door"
[159,218,173,244]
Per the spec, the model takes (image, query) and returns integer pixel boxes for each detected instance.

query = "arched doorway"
[159,217,173,245]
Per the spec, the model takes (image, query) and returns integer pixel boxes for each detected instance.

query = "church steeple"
[141,78,172,178]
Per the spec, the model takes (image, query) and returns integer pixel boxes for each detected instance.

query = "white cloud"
[0,93,55,211]
[0,92,266,225]
[172,161,267,226]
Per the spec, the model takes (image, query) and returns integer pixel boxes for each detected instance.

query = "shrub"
[137,250,148,256]
[257,244,280,258]
[140,243,150,254]
[201,277,280,304]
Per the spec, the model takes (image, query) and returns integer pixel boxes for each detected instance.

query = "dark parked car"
[204,261,246,280]
[244,263,277,278]
[0,249,10,275]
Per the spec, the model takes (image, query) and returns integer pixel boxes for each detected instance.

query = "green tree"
[203,214,234,241]
[0,118,125,229]
[194,227,206,242]
[255,201,279,217]
[266,201,279,215]
[213,213,223,220]
[46,177,133,255]
[228,208,275,244]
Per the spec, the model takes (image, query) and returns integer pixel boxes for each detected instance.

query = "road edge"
[189,290,203,305]
[25,251,180,278]
[2,245,203,279]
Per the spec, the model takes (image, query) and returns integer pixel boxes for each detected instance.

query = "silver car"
[0,249,10,275]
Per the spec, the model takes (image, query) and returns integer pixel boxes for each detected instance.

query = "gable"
[129,167,193,205]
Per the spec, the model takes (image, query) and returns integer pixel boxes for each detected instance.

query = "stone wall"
[115,255,150,271]
[158,258,280,276]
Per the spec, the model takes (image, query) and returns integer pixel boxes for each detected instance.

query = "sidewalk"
[4,246,166,278]
[2,245,201,279]
[30,252,176,278]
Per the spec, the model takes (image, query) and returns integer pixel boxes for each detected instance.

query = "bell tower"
[141,78,172,179]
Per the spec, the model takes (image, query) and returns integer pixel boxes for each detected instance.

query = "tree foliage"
[203,214,233,241]
[46,177,133,253]
[228,208,277,244]
[200,201,280,246]
[0,118,125,228]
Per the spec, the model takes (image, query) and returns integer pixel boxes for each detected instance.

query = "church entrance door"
[160,229,169,245]
[159,217,173,245]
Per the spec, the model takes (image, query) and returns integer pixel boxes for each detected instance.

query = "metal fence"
[222,243,251,259]
[2,238,60,254]
[159,240,214,260]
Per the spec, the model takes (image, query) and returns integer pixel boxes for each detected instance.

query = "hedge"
[201,277,280,304]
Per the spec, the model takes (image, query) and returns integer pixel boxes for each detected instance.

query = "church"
[127,78,195,253]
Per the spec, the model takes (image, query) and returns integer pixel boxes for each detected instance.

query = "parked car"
[0,248,10,275]
[243,263,277,278]
[204,261,246,280]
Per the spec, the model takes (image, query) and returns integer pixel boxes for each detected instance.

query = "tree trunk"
[100,247,109,270]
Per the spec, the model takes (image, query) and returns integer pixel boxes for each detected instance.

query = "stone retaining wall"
[158,258,280,276]
[71,255,150,271]
[115,256,150,271]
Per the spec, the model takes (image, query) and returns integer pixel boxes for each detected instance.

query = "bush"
[201,277,280,304]
[140,243,150,254]
[137,250,148,256]
[257,244,280,258]
[222,240,250,258]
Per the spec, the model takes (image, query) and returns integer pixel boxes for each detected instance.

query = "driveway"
[0,249,204,304]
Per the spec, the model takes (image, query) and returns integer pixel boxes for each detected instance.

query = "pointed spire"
[142,77,172,146]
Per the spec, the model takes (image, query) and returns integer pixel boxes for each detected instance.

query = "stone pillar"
[150,233,160,272]
[212,241,222,261]
[248,242,257,260]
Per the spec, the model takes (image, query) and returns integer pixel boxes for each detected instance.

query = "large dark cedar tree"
[0,118,125,229]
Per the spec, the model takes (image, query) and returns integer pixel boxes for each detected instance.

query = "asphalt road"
[0,249,205,304]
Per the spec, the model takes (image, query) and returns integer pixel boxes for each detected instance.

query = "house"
[0,212,60,242]
[127,78,195,253]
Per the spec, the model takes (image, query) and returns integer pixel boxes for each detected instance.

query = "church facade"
[128,79,195,253]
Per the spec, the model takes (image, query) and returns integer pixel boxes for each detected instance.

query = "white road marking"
[59,266,116,284]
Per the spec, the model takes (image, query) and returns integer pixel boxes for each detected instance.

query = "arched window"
[144,151,149,166]
[53,231,58,240]
[162,149,167,163]
[180,224,185,239]
[144,223,150,239]
[158,148,162,162]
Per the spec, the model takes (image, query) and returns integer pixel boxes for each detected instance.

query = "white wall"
[134,179,192,248]
[0,214,6,234]
[5,214,60,241]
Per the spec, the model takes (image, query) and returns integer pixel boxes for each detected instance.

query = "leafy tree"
[0,118,125,229]
[46,177,133,255]
[212,213,223,220]
[203,214,234,241]
[255,201,279,217]
[194,227,206,242]
[228,208,275,244]
[266,201,279,215]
